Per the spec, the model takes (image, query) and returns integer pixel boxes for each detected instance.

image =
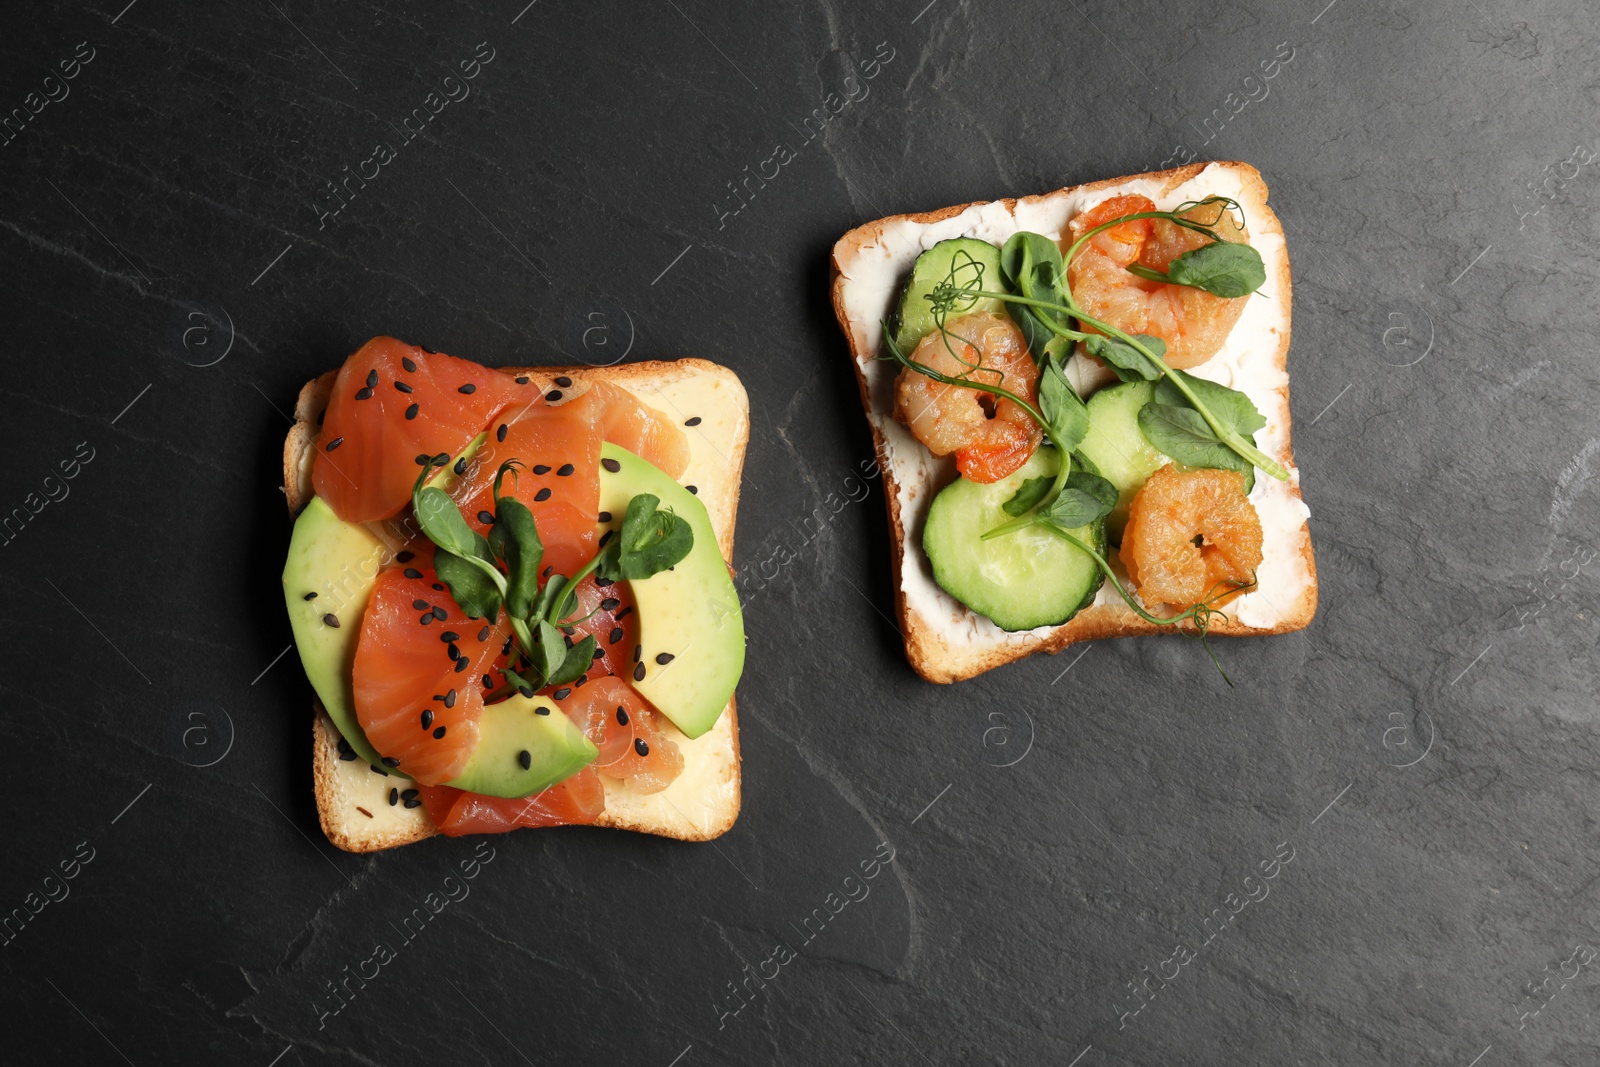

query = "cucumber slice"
[923,448,1105,632]
[892,238,1005,354]
[1077,381,1166,542]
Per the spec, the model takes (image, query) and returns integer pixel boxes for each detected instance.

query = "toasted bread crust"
[285,358,749,851]
[831,162,1317,683]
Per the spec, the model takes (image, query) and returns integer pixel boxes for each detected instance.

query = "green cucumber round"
[922,448,1105,632]
[892,238,1005,354]
[1077,380,1166,543]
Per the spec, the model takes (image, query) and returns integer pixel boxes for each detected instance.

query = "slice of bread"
[283,358,750,852]
[830,161,1317,683]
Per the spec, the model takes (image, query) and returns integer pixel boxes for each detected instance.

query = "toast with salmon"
[282,354,749,852]
[830,161,1316,683]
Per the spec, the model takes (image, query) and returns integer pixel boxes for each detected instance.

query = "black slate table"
[4,2,1598,1064]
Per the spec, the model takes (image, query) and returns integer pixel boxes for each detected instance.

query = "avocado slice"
[283,495,397,773]
[596,442,744,739]
[445,693,597,797]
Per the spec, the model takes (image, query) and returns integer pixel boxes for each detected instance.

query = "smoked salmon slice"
[352,564,511,784]
[315,338,527,523]
[415,767,606,836]
[451,390,604,580]
[588,381,691,479]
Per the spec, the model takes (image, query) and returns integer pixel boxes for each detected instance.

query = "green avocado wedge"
[596,442,744,739]
[446,693,596,797]
[283,495,397,773]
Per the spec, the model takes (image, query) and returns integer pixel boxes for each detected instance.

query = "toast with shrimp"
[830,161,1316,683]
[283,356,749,852]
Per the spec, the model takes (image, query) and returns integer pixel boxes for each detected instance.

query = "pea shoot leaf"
[1000,232,1069,362]
[415,485,485,560]
[434,548,502,621]
[1042,470,1119,530]
[600,493,693,581]
[1002,475,1054,517]
[488,495,542,619]
[1165,240,1266,298]
[546,635,598,688]
[1136,403,1256,491]
[1083,334,1167,382]
[1152,371,1266,436]
[1037,354,1090,453]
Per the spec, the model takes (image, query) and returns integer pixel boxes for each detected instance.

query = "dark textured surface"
[3,1,1598,1064]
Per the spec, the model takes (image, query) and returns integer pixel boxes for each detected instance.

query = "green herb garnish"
[409,457,687,696]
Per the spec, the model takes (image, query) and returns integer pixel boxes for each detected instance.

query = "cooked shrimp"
[1065,194,1250,370]
[893,313,1041,483]
[1121,464,1263,610]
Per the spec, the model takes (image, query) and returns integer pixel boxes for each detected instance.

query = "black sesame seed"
[477,626,491,641]
[322,613,340,628]
[415,453,430,465]
[432,606,448,620]
[602,458,621,473]
[406,403,419,420]
[482,674,494,688]
[609,627,624,645]
[432,583,444,591]
[599,530,614,548]
[388,787,399,806]
[421,709,434,729]
[634,737,650,757]
[397,551,415,563]
[656,652,675,665]
[518,686,534,697]
[557,463,575,477]
[575,676,588,687]
[325,437,344,452]
[534,705,551,716]
[404,568,423,579]
[413,599,430,610]
[370,763,389,776]
[304,591,318,601]
[382,756,401,767]
[337,737,357,760]
[454,658,468,673]
[598,511,612,523]
[447,642,461,660]
[394,380,413,393]
[534,488,551,502]
[518,750,532,770]
[501,637,513,655]
[420,614,434,626]
[366,369,379,388]
[433,726,447,739]
[496,424,508,442]
[616,706,629,725]
[541,566,553,578]
[633,662,646,681]
[687,485,698,495]
[478,510,495,524]
[685,416,702,426]
[633,644,642,662]
[355,386,373,401]
[615,605,633,620]
[458,383,476,394]
[563,633,574,647]
[454,457,467,476]
[402,356,418,373]
[601,597,620,611]
[553,687,571,700]
[433,452,450,465]
[592,648,604,659]
[546,390,563,402]
[554,375,572,387]
[596,575,613,588]
[401,788,418,802]
[402,797,422,809]
[444,689,457,708]
[532,464,551,475]
[515,376,530,384]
